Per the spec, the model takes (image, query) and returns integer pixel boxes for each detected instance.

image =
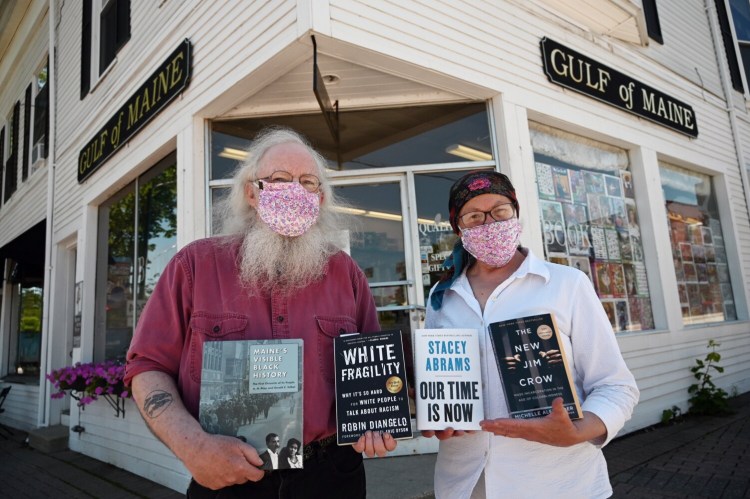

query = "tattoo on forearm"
[144,390,173,419]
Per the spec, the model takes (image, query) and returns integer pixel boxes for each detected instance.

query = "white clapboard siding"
[0,383,40,431]
[53,0,298,232]
[0,5,50,248]
[68,399,190,492]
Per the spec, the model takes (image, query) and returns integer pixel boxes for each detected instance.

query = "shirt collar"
[451,247,551,291]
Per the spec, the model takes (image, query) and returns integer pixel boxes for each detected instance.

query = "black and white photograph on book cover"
[198,339,304,470]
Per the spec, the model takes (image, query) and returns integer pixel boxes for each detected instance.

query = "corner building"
[1,0,750,491]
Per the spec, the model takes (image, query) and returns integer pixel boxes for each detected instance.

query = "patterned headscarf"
[431,171,519,310]
[448,171,519,234]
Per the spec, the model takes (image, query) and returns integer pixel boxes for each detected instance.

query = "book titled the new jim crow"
[198,339,304,470]
[488,313,583,420]
[333,330,413,445]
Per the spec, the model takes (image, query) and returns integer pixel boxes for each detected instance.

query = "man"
[259,433,281,470]
[125,128,396,498]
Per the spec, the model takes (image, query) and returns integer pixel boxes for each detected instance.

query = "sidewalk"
[1,391,748,498]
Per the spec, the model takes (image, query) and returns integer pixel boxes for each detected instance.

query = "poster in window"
[628,296,643,330]
[587,194,604,226]
[594,262,613,297]
[611,264,626,298]
[678,283,689,304]
[625,200,640,237]
[562,203,591,256]
[689,225,703,245]
[604,174,622,198]
[618,229,632,261]
[696,263,708,283]
[569,169,587,203]
[620,171,634,199]
[706,264,718,285]
[671,220,688,243]
[683,262,697,281]
[590,227,607,261]
[630,234,644,262]
[570,256,593,284]
[679,242,693,262]
[601,301,616,330]
[608,197,626,229]
[535,162,555,199]
[552,166,572,202]
[692,245,706,264]
[584,171,606,194]
[615,300,629,332]
[549,256,568,266]
[640,297,654,330]
[720,282,733,301]
[540,200,567,255]
[605,229,621,262]
[623,263,636,296]
[705,245,716,263]
[673,255,685,281]
[687,284,702,316]
[634,262,649,296]
[701,226,713,245]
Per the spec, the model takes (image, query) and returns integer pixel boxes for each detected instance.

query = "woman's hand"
[420,428,475,440]
[479,398,606,447]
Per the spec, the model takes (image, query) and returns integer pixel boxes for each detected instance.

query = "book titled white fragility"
[414,328,484,431]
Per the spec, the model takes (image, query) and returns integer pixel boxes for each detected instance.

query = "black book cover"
[334,330,413,445]
[488,313,582,420]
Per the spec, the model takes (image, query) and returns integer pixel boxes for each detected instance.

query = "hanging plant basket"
[46,361,131,418]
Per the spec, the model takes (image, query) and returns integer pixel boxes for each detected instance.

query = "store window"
[530,122,654,333]
[730,0,750,88]
[31,61,49,171]
[660,162,736,325]
[16,283,43,376]
[95,154,176,361]
[4,101,20,203]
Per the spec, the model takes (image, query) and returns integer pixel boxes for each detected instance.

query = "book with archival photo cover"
[488,314,582,420]
[199,339,304,470]
[334,330,413,445]
[414,328,484,431]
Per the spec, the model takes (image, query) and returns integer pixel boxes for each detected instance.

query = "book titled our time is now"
[414,328,484,430]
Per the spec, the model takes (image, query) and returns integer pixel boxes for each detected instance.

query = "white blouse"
[426,249,639,499]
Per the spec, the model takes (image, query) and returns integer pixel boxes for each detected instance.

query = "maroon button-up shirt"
[125,236,380,444]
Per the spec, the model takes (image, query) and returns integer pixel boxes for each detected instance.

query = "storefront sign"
[78,39,192,183]
[540,38,698,138]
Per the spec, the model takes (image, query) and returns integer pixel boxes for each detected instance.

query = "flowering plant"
[46,361,130,406]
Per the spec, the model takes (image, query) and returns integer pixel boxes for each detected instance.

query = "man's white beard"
[238,218,337,293]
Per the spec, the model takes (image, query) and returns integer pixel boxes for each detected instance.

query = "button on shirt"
[426,249,639,499]
[125,236,380,444]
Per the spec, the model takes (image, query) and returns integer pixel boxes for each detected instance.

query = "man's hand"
[479,398,606,447]
[352,431,397,457]
[186,433,265,489]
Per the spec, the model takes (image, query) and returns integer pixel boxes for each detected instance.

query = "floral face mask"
[460,218,522,267]
[256,181,320,237]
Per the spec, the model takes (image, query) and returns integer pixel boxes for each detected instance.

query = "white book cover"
[414,329,484,430]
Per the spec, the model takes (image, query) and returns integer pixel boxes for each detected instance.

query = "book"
[488,314,582,420]
[198,338,304,470]
[414,328,484,430]
[333,330,413,445]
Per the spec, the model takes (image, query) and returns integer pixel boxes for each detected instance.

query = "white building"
[1,0,750,492]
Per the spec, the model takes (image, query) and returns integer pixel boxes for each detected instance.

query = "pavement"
[0,392,748,498]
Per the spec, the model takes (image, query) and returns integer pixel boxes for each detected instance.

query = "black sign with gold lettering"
[78,39,192,183]
[540,38,698,138]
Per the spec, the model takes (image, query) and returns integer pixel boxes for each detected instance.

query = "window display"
[660,162,736,325]
[530,122,654,333]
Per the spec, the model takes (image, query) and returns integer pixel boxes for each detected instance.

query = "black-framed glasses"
[254,170,321,193]
[459,202,516,228]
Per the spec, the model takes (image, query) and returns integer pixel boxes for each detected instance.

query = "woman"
[423,171,639,498]
[278,438,303,469]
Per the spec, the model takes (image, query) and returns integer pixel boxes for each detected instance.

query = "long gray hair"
[216,127,347,244]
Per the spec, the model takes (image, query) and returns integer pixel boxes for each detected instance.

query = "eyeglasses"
[458,203,516,228]
[254,170,321,193]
